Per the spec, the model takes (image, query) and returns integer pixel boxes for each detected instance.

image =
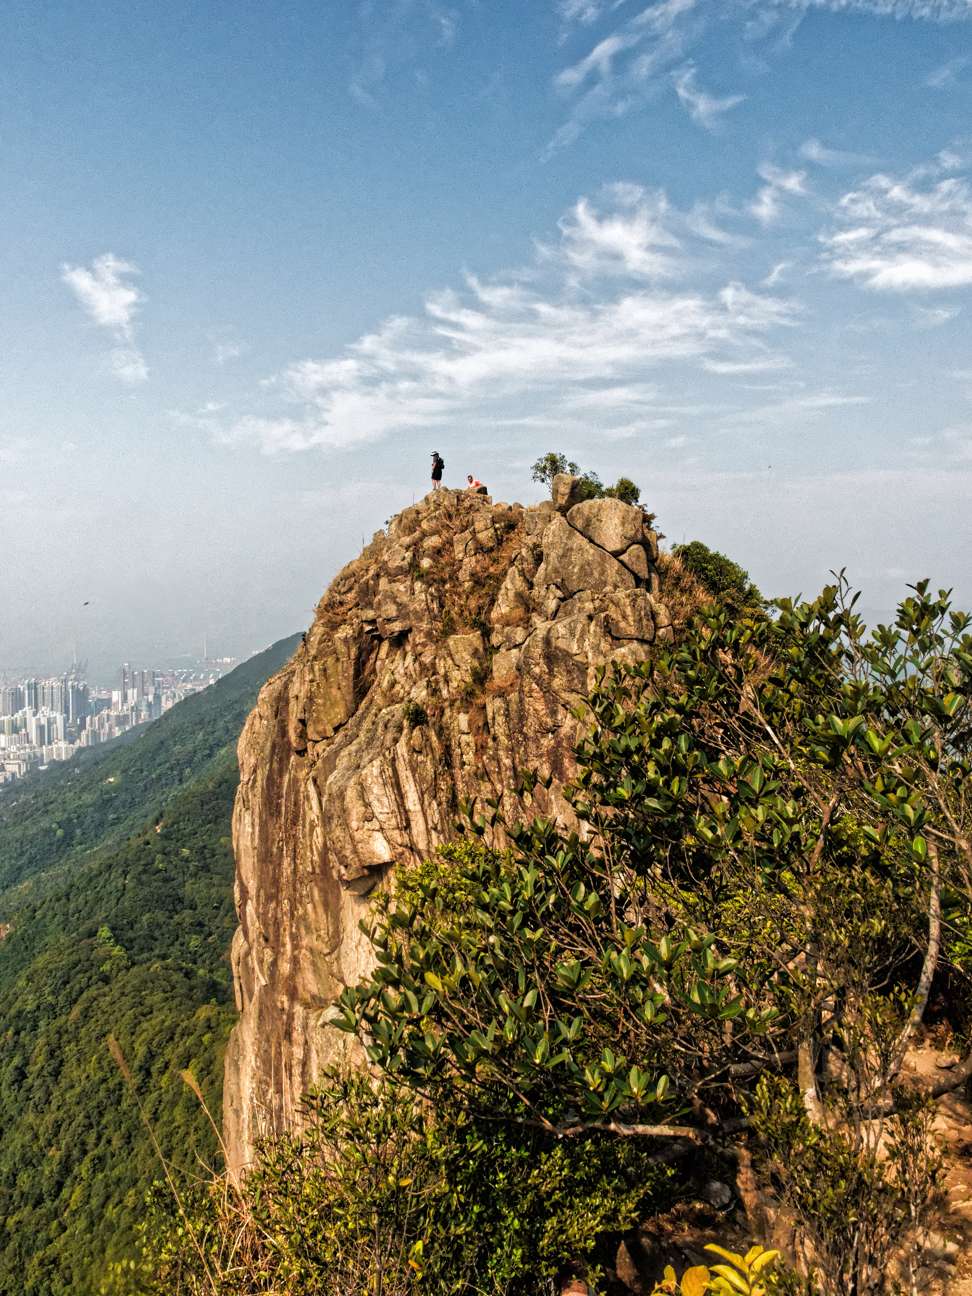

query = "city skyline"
[2,2,972,668]
[0,643,249,689]
[0,658,238,788]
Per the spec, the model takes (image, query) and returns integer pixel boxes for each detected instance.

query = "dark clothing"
[431,454,444,482]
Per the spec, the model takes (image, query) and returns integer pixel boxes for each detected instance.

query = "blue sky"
[2,0,972,674]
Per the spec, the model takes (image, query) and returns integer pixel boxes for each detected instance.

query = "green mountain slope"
[0,635,298,897]
[0,633,299,1296]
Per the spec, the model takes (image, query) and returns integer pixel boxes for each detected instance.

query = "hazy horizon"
[3,0,972,672]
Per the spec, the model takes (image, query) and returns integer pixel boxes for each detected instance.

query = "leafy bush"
[134,1073,673,1295]
[671,541,761,608]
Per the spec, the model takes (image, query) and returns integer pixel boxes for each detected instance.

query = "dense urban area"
[0,660,238,787]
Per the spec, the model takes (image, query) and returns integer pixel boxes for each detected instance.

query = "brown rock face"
[223,487,671,1170]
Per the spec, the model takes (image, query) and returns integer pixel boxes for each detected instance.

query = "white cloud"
[558,0,610,22]
[739,0,972,19]
[0,438,30,466]
[209,185,795,455]
[547,0,699,156]
[555,185,682,278]
[61,253,142,336]
[549,0,972,153]
[799,137,875,167]
[750,163,809,225]
[213,340,245,365]
[913,303,961,326]
[925,55,969,87]
[822,160,972,290]
[672,63,745,128]
[61,252,148,383]
[908,422,972,463]
[349,0,460,106]
[109,348,150,384]
[718,389,872,430]
[703,355,792,374]
[762,260,792,286]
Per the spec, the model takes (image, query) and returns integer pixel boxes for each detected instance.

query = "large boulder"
[223,486,671,1171]
[567,496,646,556]
[551,472,586,513]
[535,513,635,598]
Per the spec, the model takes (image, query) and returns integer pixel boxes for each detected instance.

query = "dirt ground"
[906,1038,972,1294]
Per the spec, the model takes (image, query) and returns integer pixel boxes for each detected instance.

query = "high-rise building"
[0,686,23,716]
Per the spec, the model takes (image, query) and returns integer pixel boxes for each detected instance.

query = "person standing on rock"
[430,450,444,491]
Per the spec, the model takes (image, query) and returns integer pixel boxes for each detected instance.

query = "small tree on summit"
[530,450,641,506]
[530,451,579,486]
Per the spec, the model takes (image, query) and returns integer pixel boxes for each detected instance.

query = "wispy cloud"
[213,340,245,366]
[557,0,611,23]
[61,253,148,384]
[205,184,795,454]
[750,163,809,226]
[800,137,875,167]
[925,55,969,87]
[703,354,792,374]
[349,0,460,106]
[913,303,961,326]
[672,63,745,128]
[762,261,792,286]
[908,422,972,463]
[547,0,699,156]
[717,389,872,430]
[550,0,972,153]
[552,183,682,278]
[822,156,972,290]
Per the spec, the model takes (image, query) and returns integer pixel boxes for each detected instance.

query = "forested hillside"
[0,633,300,1296]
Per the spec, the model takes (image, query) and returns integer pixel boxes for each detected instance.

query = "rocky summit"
[223,480,672,1170]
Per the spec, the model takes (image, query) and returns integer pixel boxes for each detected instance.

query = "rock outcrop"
[223,484,671,1170]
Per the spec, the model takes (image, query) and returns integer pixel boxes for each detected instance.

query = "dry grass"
[656,550,709,632]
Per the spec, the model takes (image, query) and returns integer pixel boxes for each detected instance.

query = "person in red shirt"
[466,474,488,495]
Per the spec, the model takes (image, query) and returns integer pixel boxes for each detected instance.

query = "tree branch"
[885,839,942,1086]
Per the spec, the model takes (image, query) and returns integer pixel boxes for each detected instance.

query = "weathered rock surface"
[224,484,672,1170]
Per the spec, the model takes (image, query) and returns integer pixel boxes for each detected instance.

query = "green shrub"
[671,540,761,608]
[605,476,640,505]
[136,1073,673,1295]
[402,701,428,729]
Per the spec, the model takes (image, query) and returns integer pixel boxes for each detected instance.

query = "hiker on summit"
[466,474,488,495]
[430,451,444,491]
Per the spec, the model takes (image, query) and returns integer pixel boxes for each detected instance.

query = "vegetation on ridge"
[531,450,642,506]
[139,576,972,1295]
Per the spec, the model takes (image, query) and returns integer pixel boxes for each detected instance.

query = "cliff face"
[223,483,672,1170]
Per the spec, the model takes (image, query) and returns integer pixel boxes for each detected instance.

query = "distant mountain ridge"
[0,632,300,1296]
